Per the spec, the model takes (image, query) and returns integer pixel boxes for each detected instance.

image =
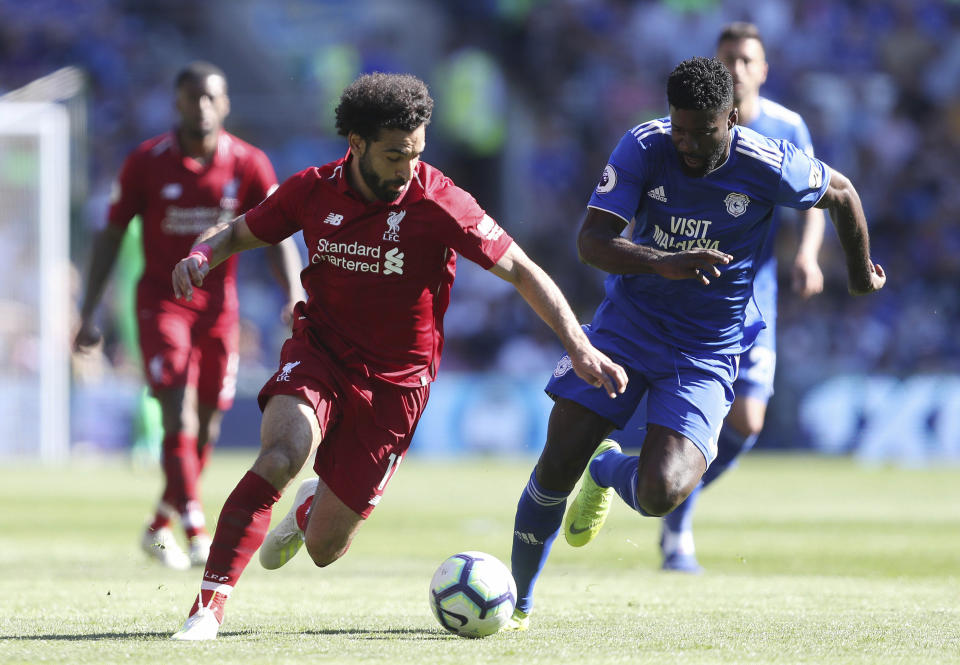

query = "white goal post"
[0,101,71,463]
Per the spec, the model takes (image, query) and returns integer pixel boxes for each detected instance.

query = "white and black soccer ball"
[428,551,517,638]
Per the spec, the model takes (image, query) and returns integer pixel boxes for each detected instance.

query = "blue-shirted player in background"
[505,56,885,631]
[659,22,829,573]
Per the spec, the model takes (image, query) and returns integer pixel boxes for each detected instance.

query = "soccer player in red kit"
[75,62,303,570]
[169,72,628,640]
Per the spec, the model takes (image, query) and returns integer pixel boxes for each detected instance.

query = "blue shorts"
[545,300,738,465]
[734,324,776,402]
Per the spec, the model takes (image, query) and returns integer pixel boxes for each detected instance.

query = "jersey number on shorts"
[376,452,403,491]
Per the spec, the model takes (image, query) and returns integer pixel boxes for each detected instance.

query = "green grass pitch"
[1,451,958,664]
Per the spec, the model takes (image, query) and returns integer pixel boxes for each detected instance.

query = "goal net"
[0,72,75,463]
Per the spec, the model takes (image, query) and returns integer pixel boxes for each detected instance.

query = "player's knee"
[727,399,766,438]
[635,467,692,516]
[304,535,349,568]
[536,456,586,493]
[635,488,677,517]
[251,444,305,488]
[161,412,195,438]
[198,416,223,448]
[742,412,765,438]
[730,411,764,438]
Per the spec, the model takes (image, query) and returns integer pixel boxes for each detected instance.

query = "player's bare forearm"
[78,224,126,321]
[578,207,731,284]
[578,208,660,274]
[173,214,268,300]
[191,214,267,269]
[797,206,826,260]
[792,207,826,298]
[75,223,126,350]
[815,169,885,295]
[490,242,627,397]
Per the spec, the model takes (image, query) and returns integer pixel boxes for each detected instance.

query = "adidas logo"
[514,530,543,546]
[647,186,667,202]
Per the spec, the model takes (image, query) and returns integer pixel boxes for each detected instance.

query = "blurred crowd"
[1,0,957,408]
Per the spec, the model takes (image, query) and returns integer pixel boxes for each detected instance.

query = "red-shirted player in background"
[168,72,628,640]
[74,62,304,570]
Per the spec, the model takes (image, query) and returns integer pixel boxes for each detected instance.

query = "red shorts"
[258,321,430,519]
[137,296,239,410]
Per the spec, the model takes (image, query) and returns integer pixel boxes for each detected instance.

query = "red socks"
[190,471,282,620]
[148,432,201,533]
[159,431,199,511]
[296,495,314,532]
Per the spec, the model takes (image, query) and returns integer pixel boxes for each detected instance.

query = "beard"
[678,137,730,177]
[180,114,219,141]
[182,125,212,141]
[358,151,408,202]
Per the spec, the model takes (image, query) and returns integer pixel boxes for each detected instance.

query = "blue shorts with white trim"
[545,300,738,465]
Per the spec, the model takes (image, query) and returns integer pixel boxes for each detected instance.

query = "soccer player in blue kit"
[505,56,885,631]
[659,22,829,573]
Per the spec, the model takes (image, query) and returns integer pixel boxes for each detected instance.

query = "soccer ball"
[428,551,517,638]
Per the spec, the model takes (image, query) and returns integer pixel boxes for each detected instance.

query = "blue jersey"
[743,97,816,341]
[588,118,829,355]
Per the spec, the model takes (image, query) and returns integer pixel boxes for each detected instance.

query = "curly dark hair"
[335,73,434,140]
[666,57,733,112]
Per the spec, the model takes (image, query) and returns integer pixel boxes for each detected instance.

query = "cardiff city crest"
[724,192,750,217]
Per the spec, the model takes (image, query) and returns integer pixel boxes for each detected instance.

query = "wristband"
[188,243,214,267]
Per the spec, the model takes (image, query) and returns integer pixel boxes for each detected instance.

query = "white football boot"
[141,526,191,570]
[259,477,318,570]
[170,607,221,641]
[188,534,212,567]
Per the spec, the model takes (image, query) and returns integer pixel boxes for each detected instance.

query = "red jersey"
[108,130,277,312]
[244,152,514,387]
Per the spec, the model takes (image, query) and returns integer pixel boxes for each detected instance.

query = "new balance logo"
[647,186,667,202]
[383,247,404,275]
[323,212,344,226]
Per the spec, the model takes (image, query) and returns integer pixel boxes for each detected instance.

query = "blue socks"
[511,471,568,614]
[512,426,762,610]
[702,423,758,487]
[590,448,647,515]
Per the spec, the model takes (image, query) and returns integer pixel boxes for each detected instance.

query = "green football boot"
[501,608,530,632]
[563,439,621,547]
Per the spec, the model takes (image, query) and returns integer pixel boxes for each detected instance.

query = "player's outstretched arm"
[489,242,628,399]
[74,224,127,352]
[172,214,269,301]
[578,208,732,285]
[814,168,886,295]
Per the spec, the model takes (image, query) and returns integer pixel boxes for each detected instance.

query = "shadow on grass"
[6,631,186,641]
[291,628,450,640]
[6,627,449,641]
